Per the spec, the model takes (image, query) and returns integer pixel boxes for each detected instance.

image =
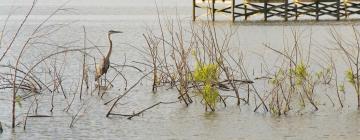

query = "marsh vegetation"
[1,0,360,139]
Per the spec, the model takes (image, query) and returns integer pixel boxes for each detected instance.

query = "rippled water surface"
[1,0,360,139]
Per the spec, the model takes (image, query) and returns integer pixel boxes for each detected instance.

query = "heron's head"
[108,30,123,35]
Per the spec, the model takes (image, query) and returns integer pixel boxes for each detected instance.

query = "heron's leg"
[97,79,100,88]
[103,78,105,87]
[98,79,101,95]
[104,73,107,86]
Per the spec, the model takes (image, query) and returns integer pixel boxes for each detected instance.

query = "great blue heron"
[95,30,122,86]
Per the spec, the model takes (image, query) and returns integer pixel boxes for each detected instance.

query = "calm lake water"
[1,0,360,139]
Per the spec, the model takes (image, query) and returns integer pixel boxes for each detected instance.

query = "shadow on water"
[203,111,218,121]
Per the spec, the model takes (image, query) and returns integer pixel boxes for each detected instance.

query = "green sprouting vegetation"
[345,68,360,108]
[339,84,345,93]
[194,62,220,111]
[291,62,308,86]
[346,69,356,86]
[194,63,219,83]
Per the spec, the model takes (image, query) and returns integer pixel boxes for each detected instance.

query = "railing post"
[212,0,215,21]
[264,1,268,21]
[295,2,298,20]
[345,0,348,19]
[193,0,196,21]
[245,2,248,20]
[285,0,288,21]
[232,0,235,22]
[316,0,319,21]
[337,0,340,20]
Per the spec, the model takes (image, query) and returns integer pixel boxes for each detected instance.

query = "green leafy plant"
[346,69,356,86]
[15,95,22,107]
[339,84,345,93]
[194,62,219,111]
[345,68,360,108]
[291,62,308,86]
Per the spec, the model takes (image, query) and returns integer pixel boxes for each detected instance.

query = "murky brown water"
[1,0,360,139]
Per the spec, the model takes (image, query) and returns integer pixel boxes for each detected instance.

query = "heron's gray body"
[95,30,122,82]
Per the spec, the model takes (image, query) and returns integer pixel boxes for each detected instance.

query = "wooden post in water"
[192,0,196,21]
[344,0,348,19]
[232,0,235,22]
[285,0,288,21]
[336,0,340,20]
[245,2,248,20]
[316,0,319,20]
[295,2,298,20]
[264,1,268,21]
[212,0,215,21]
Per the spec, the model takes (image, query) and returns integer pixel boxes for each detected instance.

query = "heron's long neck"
[106,33,112,59]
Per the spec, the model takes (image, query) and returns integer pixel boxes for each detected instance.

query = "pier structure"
[192,0,360,21]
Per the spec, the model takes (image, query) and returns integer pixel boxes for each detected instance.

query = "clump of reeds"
[139,17,270,111]
[263,29,334,115]
[331,25,360,109]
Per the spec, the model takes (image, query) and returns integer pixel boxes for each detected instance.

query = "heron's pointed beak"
[109,30,123,34]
